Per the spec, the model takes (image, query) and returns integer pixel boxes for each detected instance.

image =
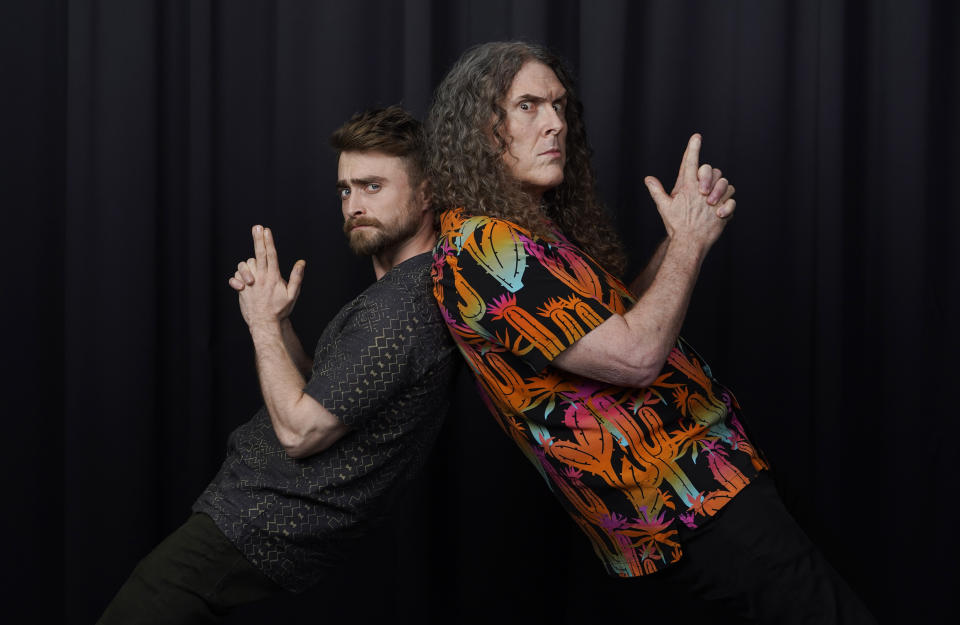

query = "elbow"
[272,395,346,459]
[630,368,660,389]
[589,315,671,388]
[276,429,310,459]
[277,424,341,460]
[620,349,667,389]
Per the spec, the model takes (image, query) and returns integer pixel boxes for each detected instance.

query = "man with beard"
[99,106,455,623]
[428,42,876,623]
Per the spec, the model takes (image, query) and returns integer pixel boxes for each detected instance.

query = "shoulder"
[434,209,558,296]
[362,253,433,308]
[435,208,540,275]
[370,254,451,334]
[437,207,535,250]
[379,252,433,286]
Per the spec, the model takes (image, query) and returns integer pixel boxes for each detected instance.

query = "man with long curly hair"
[428,41,875,624]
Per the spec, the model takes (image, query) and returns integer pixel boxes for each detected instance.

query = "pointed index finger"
[252,225,267,268]
[678,133,702,186]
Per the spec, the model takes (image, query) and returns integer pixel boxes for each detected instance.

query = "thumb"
[644,176,669,205]
[288,260,306,294]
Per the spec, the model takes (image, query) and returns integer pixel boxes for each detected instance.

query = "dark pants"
[97,513,286,625]
[654,472,877,624]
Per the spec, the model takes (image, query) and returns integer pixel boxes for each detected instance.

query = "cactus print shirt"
[432,208,768,577]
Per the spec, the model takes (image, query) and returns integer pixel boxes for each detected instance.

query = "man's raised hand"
[643,134,736,247]
[228,225,306,329]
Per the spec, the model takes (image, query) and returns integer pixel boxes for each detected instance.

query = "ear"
[416,178,432,212]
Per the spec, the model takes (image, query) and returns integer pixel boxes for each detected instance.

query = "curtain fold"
[2,0,956,622]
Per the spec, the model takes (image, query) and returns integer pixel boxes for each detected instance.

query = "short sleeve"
[303,279,422,427]
[435,216,619,374]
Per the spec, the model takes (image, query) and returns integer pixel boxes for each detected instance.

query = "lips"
[343,217,381,235]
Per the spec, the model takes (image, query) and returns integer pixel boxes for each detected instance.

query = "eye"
[338,187,350,200]
[519,101,532,112]
[552,101,563,113]
[366,183,381,193]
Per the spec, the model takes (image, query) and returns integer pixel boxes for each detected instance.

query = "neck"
[521,186,545,209]
[370,219,436,280]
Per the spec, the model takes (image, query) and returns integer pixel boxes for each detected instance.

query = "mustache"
[343,216,383,234]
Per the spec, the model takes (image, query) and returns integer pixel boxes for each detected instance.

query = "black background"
[3,1,957,623]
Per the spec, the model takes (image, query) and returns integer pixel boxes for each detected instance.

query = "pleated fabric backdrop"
[3,1,957,623]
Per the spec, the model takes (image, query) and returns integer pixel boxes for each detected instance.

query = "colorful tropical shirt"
[432,207,769,577]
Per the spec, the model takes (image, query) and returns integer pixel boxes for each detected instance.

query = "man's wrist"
[666,233,710,261]
[248,319,284,341]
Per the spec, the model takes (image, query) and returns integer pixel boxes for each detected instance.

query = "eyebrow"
[335,175,387,188]
[512,91,567,104]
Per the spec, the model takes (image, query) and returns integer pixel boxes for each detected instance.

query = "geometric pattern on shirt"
[193,253,456,591]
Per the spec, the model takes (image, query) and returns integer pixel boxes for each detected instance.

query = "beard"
[342,198,422,257]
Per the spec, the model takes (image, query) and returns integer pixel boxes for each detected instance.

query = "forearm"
[628,237,669,297]
[619,236,706,381]
[279,318,313,377]
[553,235,708,388]
[249,321,345,458]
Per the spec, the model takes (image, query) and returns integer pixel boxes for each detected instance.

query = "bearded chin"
[345,207,422,258]
[346,229,387,256]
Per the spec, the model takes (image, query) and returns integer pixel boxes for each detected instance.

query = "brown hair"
[330,105,426,188]
[425,41,627,276]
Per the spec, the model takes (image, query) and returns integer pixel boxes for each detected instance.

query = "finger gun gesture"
[643,134,737,249]
[228,225,306,329]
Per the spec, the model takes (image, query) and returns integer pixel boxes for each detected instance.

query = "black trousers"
[97,513,286,625]
[653,472,878,625]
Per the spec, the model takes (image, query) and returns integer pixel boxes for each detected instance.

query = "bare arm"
[628,157,732,297]
[279,318,313,378]
[231,226,347,458]
[232,250,313,379]
[628,237,668,297]
[247,319,345,458]
[554,134,735,388]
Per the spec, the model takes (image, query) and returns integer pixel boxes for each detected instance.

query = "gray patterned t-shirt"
[193,253,455,591]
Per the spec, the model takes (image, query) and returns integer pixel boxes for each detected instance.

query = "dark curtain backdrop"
[3,0,957,623]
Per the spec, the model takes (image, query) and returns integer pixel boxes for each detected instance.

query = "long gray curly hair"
[425,41,627,277]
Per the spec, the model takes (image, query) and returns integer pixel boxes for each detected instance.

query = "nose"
[543,105,565,136]
[343,192,365,218]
